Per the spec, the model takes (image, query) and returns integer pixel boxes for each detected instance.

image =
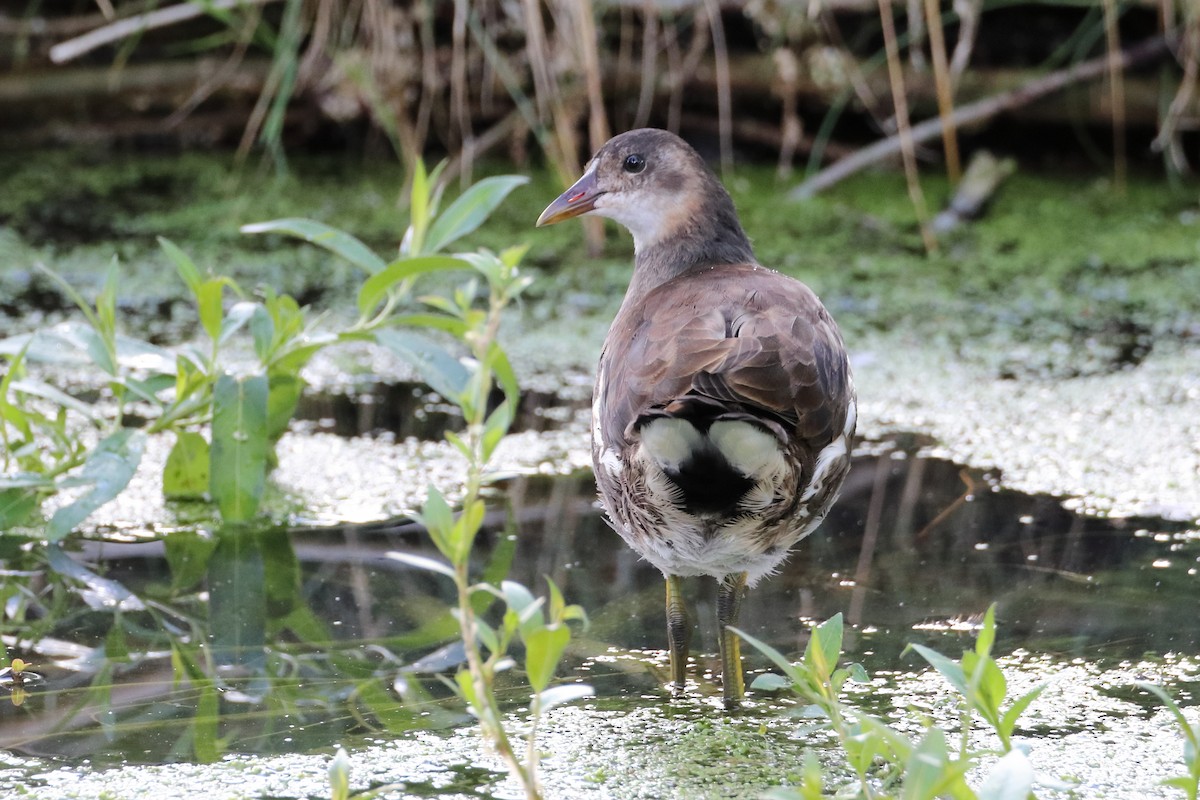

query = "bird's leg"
[717,571,749,709]
[665,574,691,696]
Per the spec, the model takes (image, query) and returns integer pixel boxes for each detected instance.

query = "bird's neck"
[625,192,756,303]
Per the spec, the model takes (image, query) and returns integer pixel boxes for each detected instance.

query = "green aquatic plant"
[0,160,527,532]
[741,605,1042,799]
[1139,683,1200,800]
[1,159,588,795]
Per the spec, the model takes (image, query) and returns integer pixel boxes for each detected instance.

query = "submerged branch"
[789,33,1174,199]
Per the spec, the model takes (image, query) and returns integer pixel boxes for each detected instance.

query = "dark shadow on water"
[293,381,572,440]
[1,436,1196,768]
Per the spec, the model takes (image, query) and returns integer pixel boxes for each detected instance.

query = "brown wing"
[597,263,853,459]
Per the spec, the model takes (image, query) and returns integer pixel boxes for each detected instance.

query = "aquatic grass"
[1,161,594,785]
[1139,683,1200,800]
[244,161,594,798]
[0,160,530,531]
[740,605,1043,799]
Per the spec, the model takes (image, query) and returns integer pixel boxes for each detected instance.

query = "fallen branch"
[49,0,280,64]
[789,33,1174,199]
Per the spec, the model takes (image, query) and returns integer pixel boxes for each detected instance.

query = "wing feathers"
[599,264,852,460]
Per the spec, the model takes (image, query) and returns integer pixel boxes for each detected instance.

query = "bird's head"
[536,129,721,253]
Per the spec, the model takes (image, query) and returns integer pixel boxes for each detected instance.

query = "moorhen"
[537,128,856,708]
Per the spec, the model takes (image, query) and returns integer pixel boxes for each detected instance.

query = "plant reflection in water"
[0,439,1196,770]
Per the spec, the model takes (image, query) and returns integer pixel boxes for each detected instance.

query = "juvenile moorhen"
[537,129,856,708]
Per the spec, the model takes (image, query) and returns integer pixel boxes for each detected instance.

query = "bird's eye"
[623,154,646,174]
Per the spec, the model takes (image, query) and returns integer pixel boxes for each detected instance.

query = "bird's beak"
[536,164,602,227]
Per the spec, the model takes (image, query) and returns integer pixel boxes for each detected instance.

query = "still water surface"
[0,425,1196,796]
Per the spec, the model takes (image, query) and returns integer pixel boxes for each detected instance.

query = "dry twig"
[790,33,1174,198]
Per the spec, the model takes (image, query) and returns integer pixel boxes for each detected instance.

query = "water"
[1,418,1196,797]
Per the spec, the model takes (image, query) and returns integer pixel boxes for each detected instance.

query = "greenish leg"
[665,574,691,696]
[717,572,749,709]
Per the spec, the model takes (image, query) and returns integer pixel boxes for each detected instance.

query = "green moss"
[3,148,1196,380]
[724,167,1200,378]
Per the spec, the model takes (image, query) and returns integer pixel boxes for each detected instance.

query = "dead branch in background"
[14,0,1195,197]
[703,0,734,174]
[49,0,281,64]
[876,0,937,253]
[1152,1,1198,174]
[1102,0,1127,192]
[923,0,961,182]
[790,33,1174,199]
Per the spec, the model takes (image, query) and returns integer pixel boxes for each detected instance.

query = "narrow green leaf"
[174,353,206,402]
[444,430,473,461]
[357,256,470,317]
[475,617,501,656]
[218,301,258,346]
[48,428,146,541]
[502,580,538,617]
[209,373,269,523]
[909,643,969,695]
[0,473,55,490]
[1139,683,1196,740]
[386,550,455,579]
[114,333,178,374]
[539,683,593,711]
[241,218,387,274]
[0,487,38,528]
[271,338,334,376]
[250,304,275,362]
[1162,776,1198,790]
[79,325,117,376]
[842,722,894,778]
[455,668,478,708]
[524,624,570,693]
[164,531,218,592]
[374,329,469,403]
[36,264,103,335]
[190,667,220,763]
[452,499,486,563]
[195,280,228,343]
[479,524,517,606]
[96,259,119,341]
[417,485,455,559]
[259,525,306,624]
[901,727,950,800]
[328,747,351,800]
[483,342,520,409]
[424,175,529,254]
[750,673,793,692]
[208,529,267,671]
[264,374,303,444]
[546,577,566,622]
[158,236,202,295]
[104,617,130,662]
[977,658,1008,720]
[975,604,997,657]
[9,378,96,419]
[388,313,471,338]
[163,430,210,500]
[805,613,844,680]
[122,374,175,406]
[45,544,145,611]
[732,626,805,684]
[406,158,431,256]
